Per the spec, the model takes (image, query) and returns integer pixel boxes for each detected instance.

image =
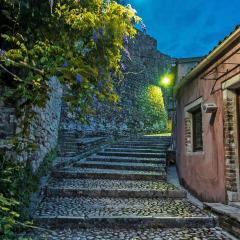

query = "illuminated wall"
[60,31,173,135]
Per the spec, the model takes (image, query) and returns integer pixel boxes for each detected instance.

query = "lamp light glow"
[162,76,171,85]
[160,73,174,87]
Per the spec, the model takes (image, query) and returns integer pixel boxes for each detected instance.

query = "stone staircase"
[204,202,240,238]
[58,130,108,157]
[23,136,233,239]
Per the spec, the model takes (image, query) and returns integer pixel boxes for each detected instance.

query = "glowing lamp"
[162,76,171,86]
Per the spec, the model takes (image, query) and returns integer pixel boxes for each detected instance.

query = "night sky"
[126,0,240,58]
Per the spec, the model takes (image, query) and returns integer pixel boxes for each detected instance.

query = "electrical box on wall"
[202,103,218,113]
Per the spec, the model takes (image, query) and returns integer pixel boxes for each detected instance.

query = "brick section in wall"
[223,97,238,193]
[184,117,192,153]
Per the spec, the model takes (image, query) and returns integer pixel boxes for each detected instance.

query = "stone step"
[60,137,106,145]
[33,197,215,228]
[104,148,165,154]
[140,137,171,140]
[59,142,78,147]
[138,138,171,142]
[111,144,166,150]
[204,203,240,238]
[60,143,79,146]
[73,161,166,171]
[60,148,79,152]
[59,152,79,157]
[46,179,186,199]
[204,202,240,215]
[97,151,165,159]
[58,134,77,138]
[20,226,231,239]
[60,147,79,151]
[86,155,166,164]
[229,202,240,209]
[140,136,171,139]
[52,167,167,181]
[121,141,169,146]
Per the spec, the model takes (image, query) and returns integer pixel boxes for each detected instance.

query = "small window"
[192,107,203,152]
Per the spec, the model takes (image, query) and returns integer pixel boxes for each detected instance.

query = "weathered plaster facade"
[175,27,240,202]
[171,58,202,150]
[176,57,203,85]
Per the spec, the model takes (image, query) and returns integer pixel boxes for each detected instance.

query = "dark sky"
[126,0,240,58]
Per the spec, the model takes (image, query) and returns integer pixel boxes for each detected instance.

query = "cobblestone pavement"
[76,160,165,169]
[28,136,234,239]
[86,155,166,163]
[22,227,231,240]
[35,196,209,218]
[48,179,176,191]
[57,167,166,176]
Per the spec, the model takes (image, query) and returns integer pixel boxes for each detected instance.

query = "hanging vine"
[0,0,141,143]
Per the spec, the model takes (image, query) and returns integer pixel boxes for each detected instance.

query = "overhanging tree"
[0,0,141,136]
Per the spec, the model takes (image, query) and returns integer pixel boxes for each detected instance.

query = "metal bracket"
[201,64,240,81]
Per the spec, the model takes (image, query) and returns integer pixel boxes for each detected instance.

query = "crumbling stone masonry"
[0,106,16,139]
[0,32,174,172]
[60,31,174,135]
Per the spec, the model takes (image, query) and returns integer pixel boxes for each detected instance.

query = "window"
[184,98,203,153]
[192,107,203,152]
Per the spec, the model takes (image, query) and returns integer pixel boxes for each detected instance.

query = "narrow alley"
[21,135,233,239]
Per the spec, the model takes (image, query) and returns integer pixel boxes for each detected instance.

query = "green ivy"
[140,85,168,132]
[0,0,141,144]
[0,149,57,239]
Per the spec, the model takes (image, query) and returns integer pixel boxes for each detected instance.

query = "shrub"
[0,149,57,239]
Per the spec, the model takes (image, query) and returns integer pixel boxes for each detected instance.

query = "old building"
[171,57,203,150]
[175,26,240,203]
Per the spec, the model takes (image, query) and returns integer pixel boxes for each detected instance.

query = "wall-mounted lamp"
[202,103,218,113]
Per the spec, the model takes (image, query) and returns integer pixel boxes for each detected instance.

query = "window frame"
[184,97,204,154]
[191,106,203,152]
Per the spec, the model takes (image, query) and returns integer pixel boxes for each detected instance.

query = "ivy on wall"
[0,0,142,238]
[0,0,141,142]
[0,148,57,239]
[140,85,168,132]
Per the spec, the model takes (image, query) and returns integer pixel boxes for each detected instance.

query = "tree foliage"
[0,148,57,239]
[0,0,141,134]
[141,85,168,132]
[0,1,141,238]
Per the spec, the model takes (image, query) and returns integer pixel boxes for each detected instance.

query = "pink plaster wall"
[176,42,240,203]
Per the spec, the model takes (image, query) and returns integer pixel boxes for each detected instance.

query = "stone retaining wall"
[0,77,63,172]
[60,31,174,135]
[1,32,173,172]
[0,106,16,139]
[28,77,63,171]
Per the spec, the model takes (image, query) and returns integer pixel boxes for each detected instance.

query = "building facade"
[175,26,240,203]
[171,57,202,150]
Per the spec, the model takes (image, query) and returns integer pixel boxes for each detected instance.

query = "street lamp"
[162,76,171,86]
[160,73,175,139]
[160,73,174,115]
[160,73,174,87]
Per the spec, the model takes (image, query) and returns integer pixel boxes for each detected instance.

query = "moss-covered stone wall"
[60,31,174,135]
